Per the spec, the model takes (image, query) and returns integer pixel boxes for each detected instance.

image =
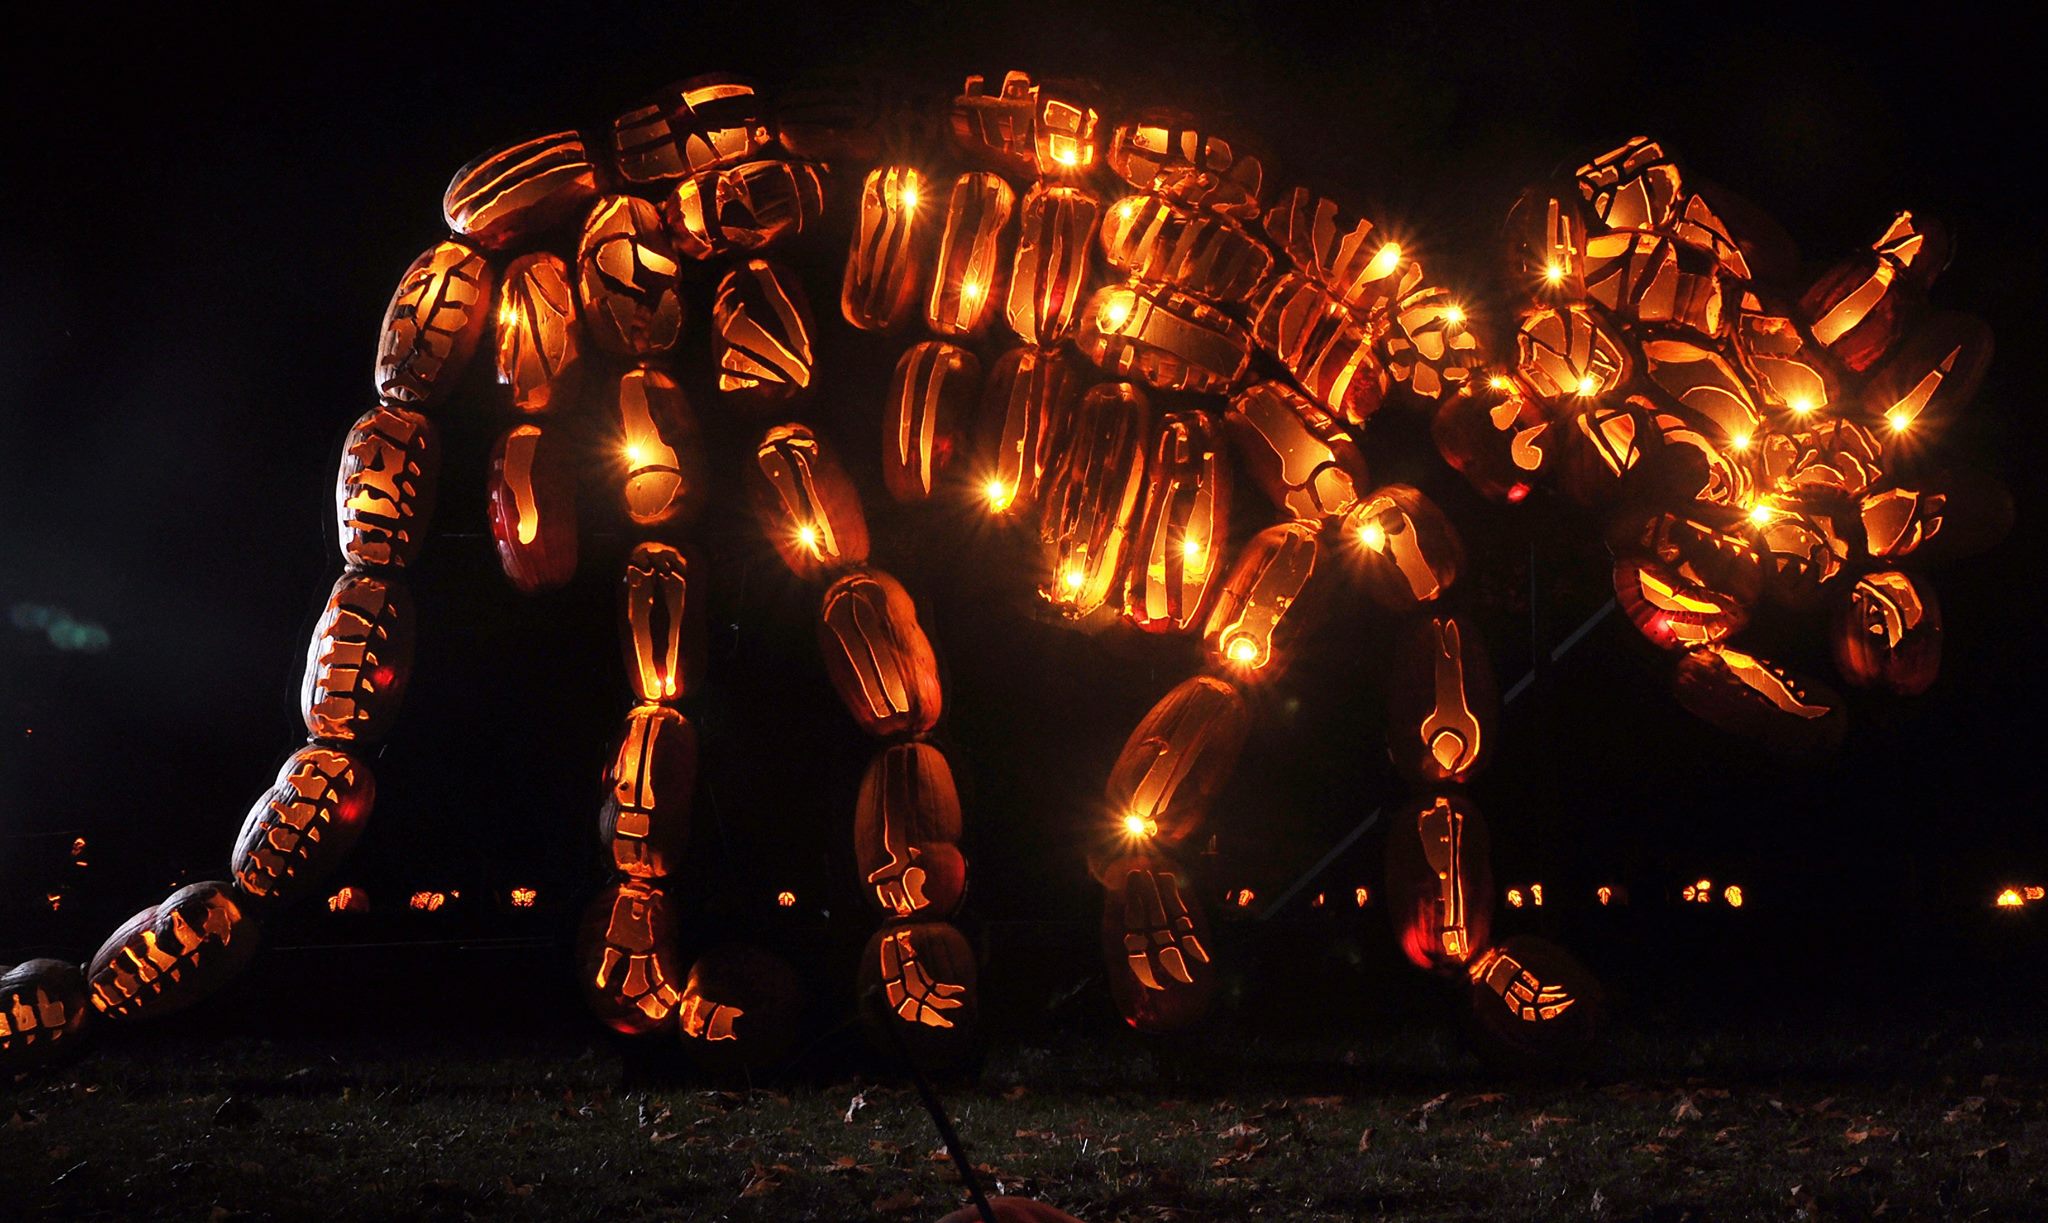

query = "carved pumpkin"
[375,239,492,406]
[662,158,823,260]
[928,171,1014,339]
[597,705,697,879]
[1202,520,1320,677]
[610,74,773,184]
[336,404,438,572]
[301,571,414,745]
[1385,614,1497,787]
[1100,854,1217,1032]
[1462,935,1601,1070]
[817,568,944,738]
[1039,382,1150,618]
[675,944,805,1077]
[443,130,599,251]
[843,165,932,332]
[751,423,871,582]
[978,345,1080,517]
[1345,485,1463,610]
[1104,675,1248,847]
[885,341,981,504]
[713,258,816,404]
[1672,644,1845,755]
[231,745,374,907]
[487,423,578,594]
[1007,184,1100,346]
[577,878,684,1035]
[620,542,700,706]
[856,743,966,920]
[495,251,586,414]
[0,959,90,1066]
[858,921,979,1071]
[88,881,259,1022]
[1832,569,1942,694]
[1123,410,1229,632]
[612,365,703,527]
[576,196,684,357]
[1225,380,1369,523]
[1075,282,1253,395]
[1384,794,1493,972]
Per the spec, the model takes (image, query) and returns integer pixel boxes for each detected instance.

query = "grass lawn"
[5,1005,2046,1221]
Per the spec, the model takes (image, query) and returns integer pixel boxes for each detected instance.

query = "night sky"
[2,4,2042,1003]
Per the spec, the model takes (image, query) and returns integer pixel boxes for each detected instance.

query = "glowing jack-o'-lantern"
[1613,555,1751,650]
[929,172,1014,339]
[1203,520,1320,677]
[1673,644,1845,755]
[1431,375,1550,503]
[0,959,90,1065]
[1463,935,1601,1069]
[978,345,1079,516]
[494,252,584,413]
[1124,410,1230,632]
[662,159,824,260]
[443,130,599,252]
[578,878,684,1035]
[1007,184,1101,347]
[336,404,439,572]
[1385,795,1493,972]
[1101,855,1217,1032]
[598,705,697,879]
[621,542,697,706]
[1345,485,1463,610]
[487,423,577,593]
[712,258,815,404]
[1263,187,1411,316]
[884,341,981,503]
[1799,211,1949,374]
[375,239,492,406]
[843,166,932,332]
[231,745,374,907]
[676,944,805,1077]
[576,196,684,357]
[857,922,979,1071]
[949,71,1101,178]
[610,74,773,184]
[1250,272,1385,426]
[1105,676,1248,849]
[1225,380,1369,523]
[1107,109,1261,216]
[1076,283,1253,395]
[1098,193,1272,304]
[88,881,258,1021]
[1833,569,1942,694]
[856,743,966,919]
[750,423,870,582]
[1039,382,1150,618]
[1385,614,1497,787]
[612,366,702,527]
[302,570,414,745]
[818,568,943,738]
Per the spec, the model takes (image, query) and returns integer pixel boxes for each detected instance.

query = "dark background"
[2,2,2043,1045]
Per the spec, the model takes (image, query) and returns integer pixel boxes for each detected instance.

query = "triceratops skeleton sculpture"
[1,69,2002,1073]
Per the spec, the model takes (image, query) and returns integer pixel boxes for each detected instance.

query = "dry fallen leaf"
[1671,1095,1704,1123]
[1408,1092,1452,1132]
[873,1189,922,1213]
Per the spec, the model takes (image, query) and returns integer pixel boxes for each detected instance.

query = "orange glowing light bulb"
[983,478,1013,511]
[1122,813,1157,838]
[1543,261,1565,285]
[1575,374,1598,396]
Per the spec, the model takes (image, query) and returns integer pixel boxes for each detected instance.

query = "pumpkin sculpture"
[1,67,1998,1085]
